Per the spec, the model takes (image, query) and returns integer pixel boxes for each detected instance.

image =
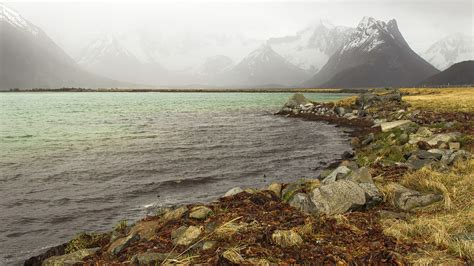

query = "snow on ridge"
[423,33,474,70]
[269,21,353,71]
[0,3,39,35]
[341,17,398,53]
[77,34,135,66]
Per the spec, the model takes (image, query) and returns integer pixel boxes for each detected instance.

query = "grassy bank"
[401,88,474,113]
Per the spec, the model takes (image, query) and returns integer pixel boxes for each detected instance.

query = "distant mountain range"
[268,21,353,73]
[422,33,474,71]
[0,4,124,90]
[214,44,310,87]
[303,17,439,88]
[1,4,473,89]
[420,60,474,86]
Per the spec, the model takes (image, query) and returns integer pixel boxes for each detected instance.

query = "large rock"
[271,230,303,247]
[447,150,471,165]
[349,167,373,183]
[129,220,162,241]
[309,180,366,215]
[410,130,461,147]
[288,193,317,214]
[380,120,413,132]
[189,206,213,220]
[281,182,303,202]
[267,183,282,198]
[355,89,402,108]
[391,184,443,211]
[162,206,188,221]
[172,226,202,246]
[408,127,433,144]
[284,93,311,109]
[322,166,351,184]
[358,182,383,207]
[223,187,244,197]
[425,132,461,146]
[108,233,140,255]
[132,252,177,265]
[42,248,99,266]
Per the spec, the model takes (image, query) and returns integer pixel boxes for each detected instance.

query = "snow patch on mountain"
[340,16,399,54]
[77,34,135,67]
[268,21,353,72]
[422,33,474,70]
[0,3,39,36]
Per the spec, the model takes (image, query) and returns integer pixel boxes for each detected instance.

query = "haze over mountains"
[1,3,473,89]
[422,33,474,71]
[0,4,123,89]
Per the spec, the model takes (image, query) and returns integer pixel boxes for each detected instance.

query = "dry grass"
[381,159,474,262]
[400,87,474,113]
[335,96,358,107]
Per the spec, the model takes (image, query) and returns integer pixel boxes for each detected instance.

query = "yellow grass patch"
[400,87,474,112]
[335,96,358,107]
[381,159,474,262]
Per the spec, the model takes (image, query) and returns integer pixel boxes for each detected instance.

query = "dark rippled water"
[0,92,354,264]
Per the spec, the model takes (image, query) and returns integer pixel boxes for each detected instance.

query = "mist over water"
[0,92,354,264]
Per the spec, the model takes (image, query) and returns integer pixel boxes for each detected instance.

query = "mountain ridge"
[303,16,439,88]
[419,60,474,86]
[0,3,125,90]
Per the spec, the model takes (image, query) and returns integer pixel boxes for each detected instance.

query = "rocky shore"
[26,89,473,265]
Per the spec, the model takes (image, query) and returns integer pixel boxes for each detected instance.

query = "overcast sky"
[6,0,473,60]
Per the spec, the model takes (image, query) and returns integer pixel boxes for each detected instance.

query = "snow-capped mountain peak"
[268,20,353,72]
[422,33,474,70]
[0,3,40,35]
[244,43,282,64]
[77,34,135,66]
[341,17,404,54]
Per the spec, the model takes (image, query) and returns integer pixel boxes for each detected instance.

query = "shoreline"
[25,88,473,265]
[2,88,362,93]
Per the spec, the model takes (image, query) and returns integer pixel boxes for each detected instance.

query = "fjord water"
[0,92,354,264]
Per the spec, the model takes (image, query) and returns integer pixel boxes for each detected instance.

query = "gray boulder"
[380,120,413,132]
[349,167,373,183]
[391,184,443,211]
[447,150,471,165]
[43,248,99,266]
[355,89,401,108]
[288,193,317,214]
[108,233,140,255]
[358,182,383,207]
[223,187,244,197]
[189,206,213,220]
[281,182,303,202]
[309,180,366,215]
[284,93,310,109]
[322,166,352,184]
[132,252,178,265]
[361,133,375,146]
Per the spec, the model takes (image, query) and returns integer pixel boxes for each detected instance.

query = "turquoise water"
[0,92,354,264]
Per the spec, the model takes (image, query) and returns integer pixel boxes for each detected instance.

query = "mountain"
[218,44,310,87]
[422,33,474,71]
[0,4,122,90]
[77,35,167,85]
[419,60,474,86]
[194,55,234,76]
[268,20,353,73]
[303,17,439,88]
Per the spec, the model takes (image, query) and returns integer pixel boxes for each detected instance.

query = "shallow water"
[0,92,354,264]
